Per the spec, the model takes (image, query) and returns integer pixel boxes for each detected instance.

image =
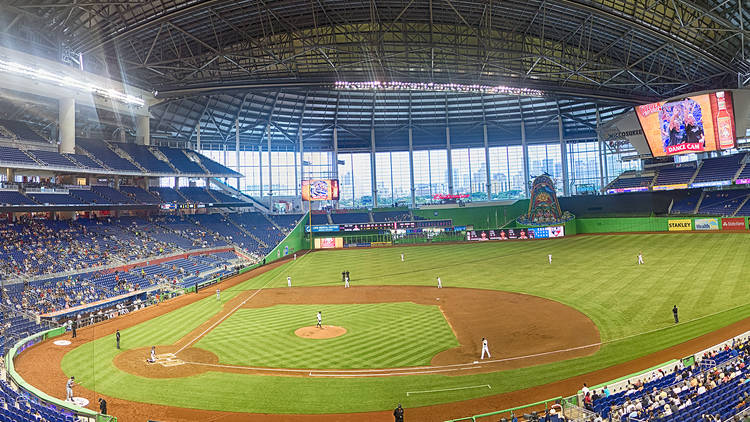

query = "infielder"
[437,276,442,289]
[548,254,552,264]
[287,276,292,288]
[316,311,322,328]
[65,376,75,401]
[147,346,156,363]
[344,276,350,288]
[216,288,221,301]
[481,337,491,359]
[637,252,644,265]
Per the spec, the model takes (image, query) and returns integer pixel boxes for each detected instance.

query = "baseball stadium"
[0,1,749,422]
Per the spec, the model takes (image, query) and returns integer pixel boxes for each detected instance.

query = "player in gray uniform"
[65,376,75,401]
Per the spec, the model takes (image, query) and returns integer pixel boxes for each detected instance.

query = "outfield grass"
[196,302,458,368]
[60,233,750,414]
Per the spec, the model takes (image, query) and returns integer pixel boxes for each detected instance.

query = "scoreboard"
[306,219,453,233]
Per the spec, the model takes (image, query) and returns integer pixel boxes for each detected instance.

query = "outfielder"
[65,376,75,401]
[316,311,322,328]
[481,337,491,359]
[637,252,644,265]
[437,276,442,289]
[548,254,552,264]
[401,253,404,262]
[287,276,292,288]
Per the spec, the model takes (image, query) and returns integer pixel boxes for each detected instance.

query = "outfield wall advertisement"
[694,218,719,230]
[467,226,564,241]
[668,219,693,231]
[722,218,746,230]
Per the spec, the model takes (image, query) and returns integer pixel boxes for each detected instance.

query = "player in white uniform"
[65,377,75,401]
[481,337,491,359]
[548,254,552,264]
[216,288,220,301]
[316,311,322,328]
[437,276,442,289]
[294,253,297,261]
[344,276,350,288]
[287,276,292,287]
[637,252,644,265]
[401,253,404,262]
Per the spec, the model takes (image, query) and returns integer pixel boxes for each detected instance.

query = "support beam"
[484,123,491,200]
[258,142,263,198]
[136,114,150,145]
[408,126,416,208]
[520,120,530,198]
[332,126,339,208]
[370,126,377,207]
[235,118,241,190]
[267,124,273,209]
[59,98,75,154]
[196,123,201,151]
[298,126,304,199]
[446,126,453,195]
[559,112,569,196]
[596,107,605,191]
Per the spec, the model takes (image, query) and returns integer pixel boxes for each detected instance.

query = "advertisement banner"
[314,237,343,249]
[722,217,746,230]
[636,91,736,157]
[694,218,719,231]
[690,180,732,188]
[605,186,650,194]
[653,184,689,191]
[736,179,750,185]
[668,219,693,231]
[467,226,563,241]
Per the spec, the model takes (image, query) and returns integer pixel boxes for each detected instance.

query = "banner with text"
[694,218,719,231]
[722,217,746,230]
[466,226,564,241]
[668,219,693,231]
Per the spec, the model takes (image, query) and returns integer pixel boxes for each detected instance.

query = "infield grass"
[60,233,750,413]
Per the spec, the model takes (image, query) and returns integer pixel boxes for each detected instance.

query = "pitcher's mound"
[294,325,346,339]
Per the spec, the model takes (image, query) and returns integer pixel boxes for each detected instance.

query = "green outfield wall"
[263,212,310,263]
[413,200,529,228]
[574,216,748,234]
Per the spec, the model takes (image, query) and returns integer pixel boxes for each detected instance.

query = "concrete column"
[136,115,150,145]
[484,123,491,200]
[520,120,530,197]
[370,126,377,207]
[267,125,273,208]
[446,126,453,195]
[6,168,14,182]
[196,123,201,151]
[174,176,179,189]
[408,126,416,208]
[559,114,569,196]
[59,98,75,154]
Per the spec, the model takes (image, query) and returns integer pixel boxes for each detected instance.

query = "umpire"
[673,305,679,324]
[393,403,404,422]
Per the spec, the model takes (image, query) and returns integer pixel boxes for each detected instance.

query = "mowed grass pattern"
[196,303,459,368]
[58,233,750,413]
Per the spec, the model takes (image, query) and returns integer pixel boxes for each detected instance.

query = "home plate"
[71,397,89,407]
[53,340,72,346]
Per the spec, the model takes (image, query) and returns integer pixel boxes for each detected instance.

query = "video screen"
[301,179,340,201]
[636,91,735,156]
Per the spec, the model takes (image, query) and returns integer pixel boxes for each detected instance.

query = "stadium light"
[334,80,545,97]
[0,58,145,107]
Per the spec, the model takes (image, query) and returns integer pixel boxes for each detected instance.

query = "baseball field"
[15,232,750,421]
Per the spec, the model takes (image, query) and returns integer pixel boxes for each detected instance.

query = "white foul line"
[406,384,491,396]
[174,274,277,355]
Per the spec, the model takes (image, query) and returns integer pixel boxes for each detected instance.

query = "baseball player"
[147,346,156,363]
[548,254,552,264]
[316,311,322,328]
[401,253,404,262]
[116,330,120,349]
[287,276,292,288]
[637,252,644,265]
[437,276,442,289]
[344,275,350,288]
[481,337,491,359]
[216,288,221,301]
[65,376,75,401]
